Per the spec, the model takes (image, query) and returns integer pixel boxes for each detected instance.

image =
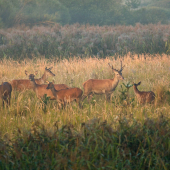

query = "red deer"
[46,82,83,108]
[133,81,155,104]
[10,67,55,91]
[0,82,12,107]
[29,74,69,100]
[81,61,125,101]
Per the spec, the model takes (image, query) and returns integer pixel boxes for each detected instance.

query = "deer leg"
[76,98,83,109]
[3,99,8,108]
[8,97,10,106]
[106,93,111,102]
[87,94,94,102]
[81,95,87,101]
[63,101,66,109]
[58,102,62,109]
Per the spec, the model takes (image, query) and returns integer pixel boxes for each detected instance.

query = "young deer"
[29,74,69,100]
[25,67,55,84]
[10,67,55,91]
[0,82,12,107]
[81,61,125,101]
[46,82,83,108]
[133,81,155,104]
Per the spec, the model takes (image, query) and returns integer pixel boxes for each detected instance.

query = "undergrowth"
[0,115,169,170]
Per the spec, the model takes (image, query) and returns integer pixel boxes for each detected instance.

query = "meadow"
[0,53,170,169]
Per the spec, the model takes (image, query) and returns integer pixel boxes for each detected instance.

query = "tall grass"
[0,53,170,169]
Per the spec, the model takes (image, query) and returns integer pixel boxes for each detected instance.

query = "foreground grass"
[0,53,170,169]
[0,115,170,170]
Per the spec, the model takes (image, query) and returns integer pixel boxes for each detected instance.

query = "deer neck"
[133,86,140,95]
[111,77,119,90]
[50,86,58,98]
[30,80,37,91]
[38,72,47,83]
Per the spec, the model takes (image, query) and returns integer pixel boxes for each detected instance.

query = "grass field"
[0,53,170,169]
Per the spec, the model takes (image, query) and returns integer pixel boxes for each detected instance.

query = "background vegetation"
[0,23,170,60]
[0,54,170,169]
[0,0,170,28]
[0,0,170,60]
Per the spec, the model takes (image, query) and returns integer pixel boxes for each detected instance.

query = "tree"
[0,0,70,28]
[125,0,141,9]
[59,0,123,25]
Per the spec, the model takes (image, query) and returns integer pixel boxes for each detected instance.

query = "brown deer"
[81,61,125,101]
[0,82,12,107]
[10,67,55,91]
[46,82,83,108]
[29,74,69,100]
[133,81,155,104]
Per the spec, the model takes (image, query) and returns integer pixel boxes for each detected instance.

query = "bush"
[0,116,170,169]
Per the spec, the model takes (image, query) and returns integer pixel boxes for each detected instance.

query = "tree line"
[0,0,170,28]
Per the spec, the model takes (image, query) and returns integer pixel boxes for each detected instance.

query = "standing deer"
[0,82,12,107]
[133,81,155,104]
[10,67,55,91]
[29,73,69,100]
[81,61,125,101]
[46,82,83,108]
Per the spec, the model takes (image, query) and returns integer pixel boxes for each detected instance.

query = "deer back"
[0,82,12,98]
[10,79,34,91]
[133,82,155,104]
[55,88,83,102]
[83,78,119,95]
[34,84,69,100]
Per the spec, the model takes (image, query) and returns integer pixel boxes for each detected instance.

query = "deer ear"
[49,67,53,70]
[45,67,47,70]
[25,70,28,75]
[35,71,38,75]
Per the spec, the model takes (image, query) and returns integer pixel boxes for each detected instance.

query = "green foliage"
[0,116,170,169]
[118,82,133,105]
[0,0,170,27]
[149,0,170,9]
[59,0,123,25]
[41,94,50,113]
[133,6,170,24]
[125,0,141,9]
[0,0,70,28]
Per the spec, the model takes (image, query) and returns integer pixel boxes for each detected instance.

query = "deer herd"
[0,62,155,108]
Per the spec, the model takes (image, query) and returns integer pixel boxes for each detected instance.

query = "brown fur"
[46,82,83,108]
[29,74,69,100]
[0,82,12,107]
[82,62,125,101]
[133,81,155,104]
[10,67,55,91]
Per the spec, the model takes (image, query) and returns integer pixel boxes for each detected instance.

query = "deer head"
[108,61,125,80]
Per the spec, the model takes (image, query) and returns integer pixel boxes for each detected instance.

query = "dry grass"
[0,53,170,138]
